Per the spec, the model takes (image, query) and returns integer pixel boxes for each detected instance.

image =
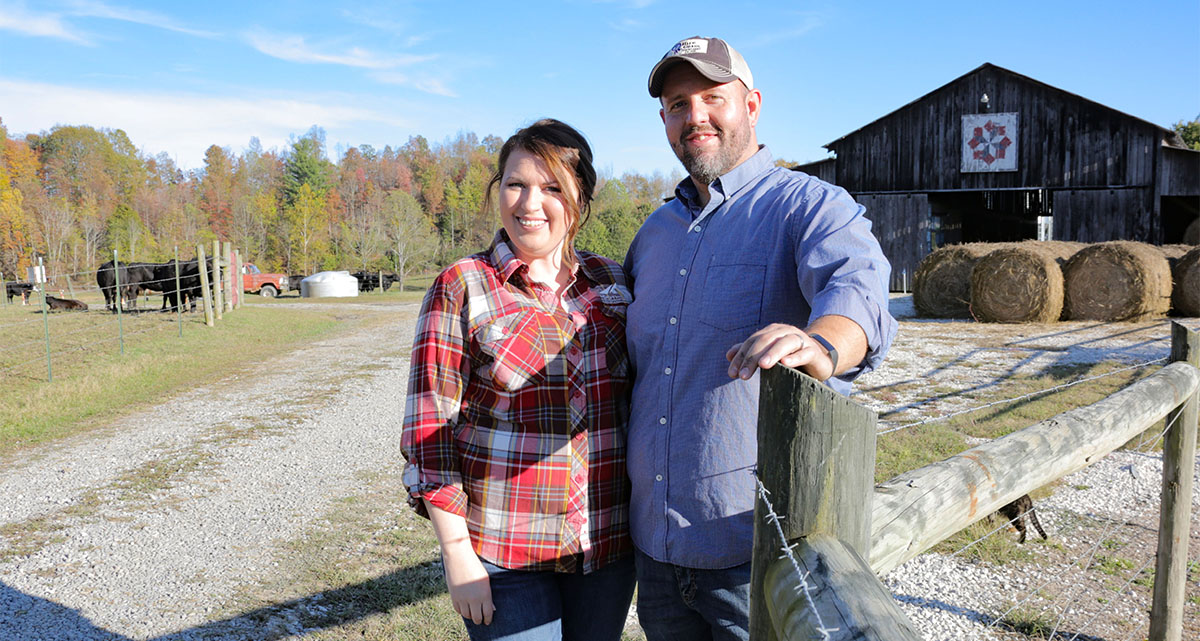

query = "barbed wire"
[752,471,839,641]
[877,357,1169,435]
[972,400,1189,637]
[1058,553,1157,641]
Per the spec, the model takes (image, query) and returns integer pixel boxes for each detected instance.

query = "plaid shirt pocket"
[475,311,548,392]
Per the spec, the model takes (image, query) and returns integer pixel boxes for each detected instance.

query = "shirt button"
[694,225,702,232]
[569,345,580,356]
[679,268,687,276]
[659,417,667,425]
[655,475,663,482]
[669,316,677,325]
[664,367,672,375]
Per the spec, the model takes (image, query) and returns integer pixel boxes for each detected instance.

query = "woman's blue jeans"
[462,555,635,641]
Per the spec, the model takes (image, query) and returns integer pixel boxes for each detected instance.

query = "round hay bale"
[1157,244,1193,264]
[913,243,1011,318]
[969,241,1080,323]
[1184,218,1199,245]
[1063,241,1172,321]
[1171,246,1200,317]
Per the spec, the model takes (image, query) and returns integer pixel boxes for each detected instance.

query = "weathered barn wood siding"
[793,158,837,184]
[828,65,1161,193]
[1159,147,1200,196]
[857,193,929,290]
[1052,188,1157,242]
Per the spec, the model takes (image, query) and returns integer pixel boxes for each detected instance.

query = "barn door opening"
[928,189,1050,243]
[1161,196,1199,244]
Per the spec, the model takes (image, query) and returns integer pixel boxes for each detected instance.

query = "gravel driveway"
[1,297,1196,640]
[0,302,421,640]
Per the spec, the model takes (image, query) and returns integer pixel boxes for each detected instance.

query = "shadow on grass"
[890,592,1107,641]
[1,560,448,640]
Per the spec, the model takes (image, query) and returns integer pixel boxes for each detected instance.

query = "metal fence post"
[114,249,124,355]
[1149,322,1199,641]
[38,257,51,382]
[174,246,182,337]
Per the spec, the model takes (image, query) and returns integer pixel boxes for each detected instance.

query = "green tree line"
[0,118,681,286]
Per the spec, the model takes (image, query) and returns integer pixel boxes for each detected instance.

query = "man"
[623,36,897,640]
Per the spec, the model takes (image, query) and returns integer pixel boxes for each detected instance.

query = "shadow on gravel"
[891,592,1106,641]
[150,559,448,639]
[0,580,134,641]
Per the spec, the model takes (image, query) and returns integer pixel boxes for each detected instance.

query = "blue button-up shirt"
[623,146,896,569]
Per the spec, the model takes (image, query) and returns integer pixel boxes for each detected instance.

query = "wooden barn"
[796,63,1200,291]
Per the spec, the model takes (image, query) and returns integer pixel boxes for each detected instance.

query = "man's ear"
[660,107,666,124]
[745,88,762,128]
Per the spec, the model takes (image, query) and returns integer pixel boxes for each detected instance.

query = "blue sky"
[1,0,1197,178]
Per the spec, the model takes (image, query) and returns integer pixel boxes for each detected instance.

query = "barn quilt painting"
[961,113,1018,172]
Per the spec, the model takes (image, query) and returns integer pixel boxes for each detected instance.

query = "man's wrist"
[809,333,838,377]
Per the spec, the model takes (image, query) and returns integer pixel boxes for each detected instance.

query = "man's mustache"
[680,125,721,144]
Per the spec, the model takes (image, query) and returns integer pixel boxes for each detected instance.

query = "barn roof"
[823,63,1190,151]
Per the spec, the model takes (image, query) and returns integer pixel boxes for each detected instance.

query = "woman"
[402,119,634,641]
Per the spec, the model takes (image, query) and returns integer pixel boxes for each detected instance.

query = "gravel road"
[1,297,1196,640]
[0,302,421,640]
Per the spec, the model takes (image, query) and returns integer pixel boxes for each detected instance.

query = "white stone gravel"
[2,295,1197,641]
[0,302,420,640]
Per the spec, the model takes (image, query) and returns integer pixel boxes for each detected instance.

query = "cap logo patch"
[668,38,708,56]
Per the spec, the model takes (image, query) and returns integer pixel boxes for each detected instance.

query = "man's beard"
[671,121,752,186]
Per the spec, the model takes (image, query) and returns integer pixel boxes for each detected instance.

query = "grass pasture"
[0,289,351,456]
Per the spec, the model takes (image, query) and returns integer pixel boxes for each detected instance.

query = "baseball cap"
[648,36,754,98]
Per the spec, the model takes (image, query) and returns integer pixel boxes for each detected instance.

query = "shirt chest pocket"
[698,256,767,333]
[473,311,547,392]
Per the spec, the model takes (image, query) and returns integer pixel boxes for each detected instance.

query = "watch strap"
[809,333,838,377]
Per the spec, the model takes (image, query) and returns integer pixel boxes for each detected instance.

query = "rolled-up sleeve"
[402,274,471,518]
[795,186,898,381]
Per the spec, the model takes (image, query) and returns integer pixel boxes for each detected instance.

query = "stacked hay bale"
[913,243,1013,318]
[1062,241,1172,320]
[1170,246,1200,317]
[970,241,1083,322]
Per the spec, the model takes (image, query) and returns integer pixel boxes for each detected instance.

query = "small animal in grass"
[45,295,88,312]
[995,494,1048,544]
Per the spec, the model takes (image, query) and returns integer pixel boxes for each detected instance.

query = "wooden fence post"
[233,249,243,308]
[751,367,918,640]
[1149,322,1199,641]
[197,244,214,327]
[222,241,233,313]
[211,240,223,321]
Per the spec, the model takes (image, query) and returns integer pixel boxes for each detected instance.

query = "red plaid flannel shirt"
[402,232,633,573]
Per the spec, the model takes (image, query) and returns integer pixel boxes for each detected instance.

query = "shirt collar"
[487,229,586,286]
[673,144,774,213]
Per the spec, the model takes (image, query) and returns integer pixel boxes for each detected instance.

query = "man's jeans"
[633,548,751,641]
[462,555,635,641]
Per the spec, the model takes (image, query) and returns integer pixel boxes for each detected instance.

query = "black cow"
[98,260,188,313]
[5,281,34,305]
[45,295,88,311]
[351,271,399,292]
[163,258,213,313]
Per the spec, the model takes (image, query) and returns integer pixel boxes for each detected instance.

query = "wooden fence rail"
[753,321,1200,641]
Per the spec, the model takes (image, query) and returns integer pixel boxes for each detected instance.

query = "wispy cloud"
[608,17,642,32]
[749,13,825,47]
[66,0,218,37]
[369,71,456,98]
[245,30,435,70]
[0,78,411,169]
[0,0,215,43]
[0,2,91,44]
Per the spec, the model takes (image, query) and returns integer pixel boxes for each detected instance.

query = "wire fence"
[1,252,242,383]
[755,331,1196,640]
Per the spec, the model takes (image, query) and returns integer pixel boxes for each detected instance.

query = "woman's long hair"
[484,118,596,268]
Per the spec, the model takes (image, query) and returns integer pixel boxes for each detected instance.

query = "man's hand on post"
[725,315,868,382]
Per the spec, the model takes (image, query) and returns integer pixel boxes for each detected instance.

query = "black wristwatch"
[809,333,838,378]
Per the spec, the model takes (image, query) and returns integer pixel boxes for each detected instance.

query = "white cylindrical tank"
[300,271,359,298]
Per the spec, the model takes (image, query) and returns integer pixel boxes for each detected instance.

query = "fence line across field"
[875,356,1169,435]
[750,321,1198,641]
[1,243,245,382]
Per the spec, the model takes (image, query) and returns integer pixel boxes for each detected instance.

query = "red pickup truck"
[242,263,290,297]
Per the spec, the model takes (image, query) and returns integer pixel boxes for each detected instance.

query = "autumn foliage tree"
[0,118,676,285]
